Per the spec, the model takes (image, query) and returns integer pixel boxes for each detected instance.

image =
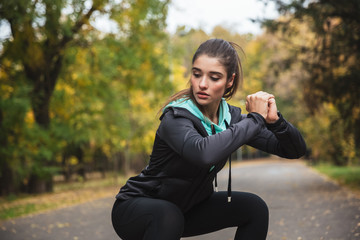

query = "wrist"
[247,112,266,125]
[266,111,284,130]
[266,116,279,124]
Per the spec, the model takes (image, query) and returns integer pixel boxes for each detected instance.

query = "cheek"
[189,81,195,94]
[212,82,227,95]
[190,77,196,87]
[190,78,197,95]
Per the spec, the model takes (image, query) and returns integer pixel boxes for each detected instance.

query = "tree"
[0,0,172,194]
[1,0,110,129]
[262,0,360,164]
[0,0,113,193]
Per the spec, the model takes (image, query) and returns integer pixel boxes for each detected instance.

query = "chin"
[194,97,207,105]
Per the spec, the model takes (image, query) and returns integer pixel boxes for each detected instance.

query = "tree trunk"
[26,65,60,193]
[355,119,360,164]
[0,161,15,196]
[0,108,16,195]
[62,154,72,182]
[124,142,131,176]
[75,146,86,181]
[27,174,53,193]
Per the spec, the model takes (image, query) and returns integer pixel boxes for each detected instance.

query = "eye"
[193,72,201,78]
[210,76,220,81]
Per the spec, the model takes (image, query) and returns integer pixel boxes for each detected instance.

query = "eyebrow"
[192,67,224,76]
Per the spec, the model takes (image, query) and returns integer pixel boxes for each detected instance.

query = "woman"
[112,39,306,240]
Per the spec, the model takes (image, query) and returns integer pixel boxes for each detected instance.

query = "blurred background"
[0,0,359,219]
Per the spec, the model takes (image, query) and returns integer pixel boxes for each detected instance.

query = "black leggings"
[111,191,268,240]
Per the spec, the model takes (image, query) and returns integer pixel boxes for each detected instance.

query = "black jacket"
[116,104,306,213]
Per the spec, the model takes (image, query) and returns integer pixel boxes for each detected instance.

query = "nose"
[199,76,208,89]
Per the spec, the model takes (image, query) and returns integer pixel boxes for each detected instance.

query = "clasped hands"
[245,91,279,124]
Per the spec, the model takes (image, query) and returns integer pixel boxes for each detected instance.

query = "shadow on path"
[1,158,359,240]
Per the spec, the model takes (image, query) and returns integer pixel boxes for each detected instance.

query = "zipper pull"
[211,124,216,135]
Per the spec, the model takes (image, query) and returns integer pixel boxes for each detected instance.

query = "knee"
[248,193,269,220]
[232,192,269,219]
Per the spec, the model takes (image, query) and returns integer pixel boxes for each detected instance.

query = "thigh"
[112,197,184,240]
[182,191,268,237]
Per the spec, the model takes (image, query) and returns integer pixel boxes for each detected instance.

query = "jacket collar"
[161,104,242,137]
[228,104,242,125]
[161,107,208,137]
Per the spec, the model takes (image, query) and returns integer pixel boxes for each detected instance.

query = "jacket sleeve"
[157,111,267,168]
[246,112,307,159]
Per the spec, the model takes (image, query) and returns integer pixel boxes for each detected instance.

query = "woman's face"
[191,55,233,110]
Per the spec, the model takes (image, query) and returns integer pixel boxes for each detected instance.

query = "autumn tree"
[0,0,113,194]
[262,0,360,165]
[0,0,171,195]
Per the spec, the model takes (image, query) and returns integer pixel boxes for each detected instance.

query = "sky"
[0,0,279,42]
[166,0,279,35]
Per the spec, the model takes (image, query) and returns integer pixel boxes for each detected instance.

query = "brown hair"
[161,39,244,111]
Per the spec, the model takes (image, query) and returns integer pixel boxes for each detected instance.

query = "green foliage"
[0,0,172,195]
[315,164,360,191]
[260,0,360,165]
[0,0,114,194]
[0,203,38,220]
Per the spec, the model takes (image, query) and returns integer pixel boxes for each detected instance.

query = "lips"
[197,91,209,99]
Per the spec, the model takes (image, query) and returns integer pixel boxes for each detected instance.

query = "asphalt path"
[1,158,360,240]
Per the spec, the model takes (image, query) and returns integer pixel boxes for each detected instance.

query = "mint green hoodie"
[165,98,232,136]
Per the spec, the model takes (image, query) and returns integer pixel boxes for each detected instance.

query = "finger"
[261,92,274,99]
[255,91,274,98]
[268,99,278,113]
[268,98,276,104]
[254,92,274,101]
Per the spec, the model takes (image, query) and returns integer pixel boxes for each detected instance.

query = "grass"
[0,174,127,221]
[314,164,360,192]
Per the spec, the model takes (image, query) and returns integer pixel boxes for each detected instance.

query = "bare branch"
[59,2,104,48]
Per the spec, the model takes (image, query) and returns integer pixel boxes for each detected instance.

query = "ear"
[226,73,235,89]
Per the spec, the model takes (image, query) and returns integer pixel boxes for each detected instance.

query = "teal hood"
[164,98,231,136]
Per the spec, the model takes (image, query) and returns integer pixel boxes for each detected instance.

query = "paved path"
[1,158,360,240]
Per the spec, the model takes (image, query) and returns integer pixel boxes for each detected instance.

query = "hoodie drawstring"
[227,154,232,202]
[225,120,232,202]
[212,122,232,202]
[214,176,218,192]
[211,125,219,192]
